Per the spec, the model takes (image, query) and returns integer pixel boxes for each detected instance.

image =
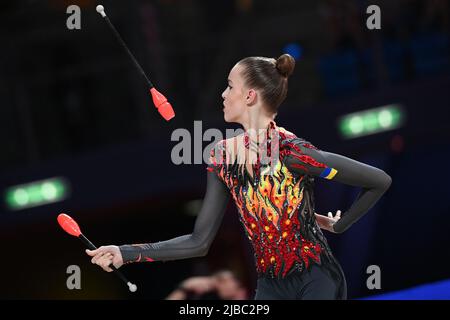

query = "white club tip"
[96,5,106,17]
[127,282,137,293]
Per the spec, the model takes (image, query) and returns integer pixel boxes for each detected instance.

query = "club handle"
[103,15,153,88]
[79,234,97,250]
[79,234,137,292]
[98,9,175,122]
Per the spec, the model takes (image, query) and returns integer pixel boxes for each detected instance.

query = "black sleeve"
[283,141,392,233]
[119,171,230,264]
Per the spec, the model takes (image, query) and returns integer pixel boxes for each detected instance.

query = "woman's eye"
[228,85,233,90]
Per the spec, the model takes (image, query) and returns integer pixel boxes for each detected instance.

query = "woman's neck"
[242,115,274,132]
[242,116,275,148]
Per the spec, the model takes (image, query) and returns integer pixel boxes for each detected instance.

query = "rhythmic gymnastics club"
[96,5,175,121]
[57,213,137,293]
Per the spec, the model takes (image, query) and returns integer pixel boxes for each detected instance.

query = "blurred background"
[0,0,449,299]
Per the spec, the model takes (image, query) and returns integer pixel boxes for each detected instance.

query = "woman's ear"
[245,89,257,106]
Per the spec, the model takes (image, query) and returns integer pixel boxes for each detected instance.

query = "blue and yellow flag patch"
[320,167,338,180]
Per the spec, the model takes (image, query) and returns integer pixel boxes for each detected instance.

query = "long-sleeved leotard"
[119,122,391,278]
[119,171,229,263]
[282,138,392,233]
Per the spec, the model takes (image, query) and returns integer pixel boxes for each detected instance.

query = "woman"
[86,54,392,300]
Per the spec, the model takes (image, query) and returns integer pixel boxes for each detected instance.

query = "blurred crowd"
[166,270,249,300]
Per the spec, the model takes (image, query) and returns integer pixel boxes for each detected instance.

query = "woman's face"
[221,63,249,124]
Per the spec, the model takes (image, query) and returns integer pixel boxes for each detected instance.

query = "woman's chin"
[224,114,241,124]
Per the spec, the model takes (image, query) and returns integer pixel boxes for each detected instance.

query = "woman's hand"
[314,210,341,233]
[86,245,124,272]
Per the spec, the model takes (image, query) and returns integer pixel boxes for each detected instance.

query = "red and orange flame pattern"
[208,126,327,277]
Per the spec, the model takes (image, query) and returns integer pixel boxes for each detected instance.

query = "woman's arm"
[283,141,392,233]
[118,172,230,264]
[86,172,230,270]
[87,140,230,271]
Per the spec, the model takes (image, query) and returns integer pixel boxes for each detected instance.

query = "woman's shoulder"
[277,126,320,151]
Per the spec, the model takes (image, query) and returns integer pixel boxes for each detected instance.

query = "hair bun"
[275,54,295,78]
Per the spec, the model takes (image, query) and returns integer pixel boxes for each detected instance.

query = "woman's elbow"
[193,241,210,257]
[197,247,210,258]
[200,247,209,257]
[380,171,392,191]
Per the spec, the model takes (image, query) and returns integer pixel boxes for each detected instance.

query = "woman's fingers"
[98,253,114,272]
[329,210,341,217]
[86,246,107,257]
[88,246,107,264]
[91,251,104,264]
[85,246,122,272]
[324,210,342,222]
[91,251,113,269]
[103,254,114,272]
[86,248,99,257]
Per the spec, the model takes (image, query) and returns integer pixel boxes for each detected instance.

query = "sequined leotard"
[119,121,392,298]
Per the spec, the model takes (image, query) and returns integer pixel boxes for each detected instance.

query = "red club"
[57,213,137,293]
[96,5,175,121]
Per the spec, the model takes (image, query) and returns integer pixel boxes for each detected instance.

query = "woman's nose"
[221,89,227,99]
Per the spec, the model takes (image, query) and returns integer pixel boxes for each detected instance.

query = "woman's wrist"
[118,245,142,264]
